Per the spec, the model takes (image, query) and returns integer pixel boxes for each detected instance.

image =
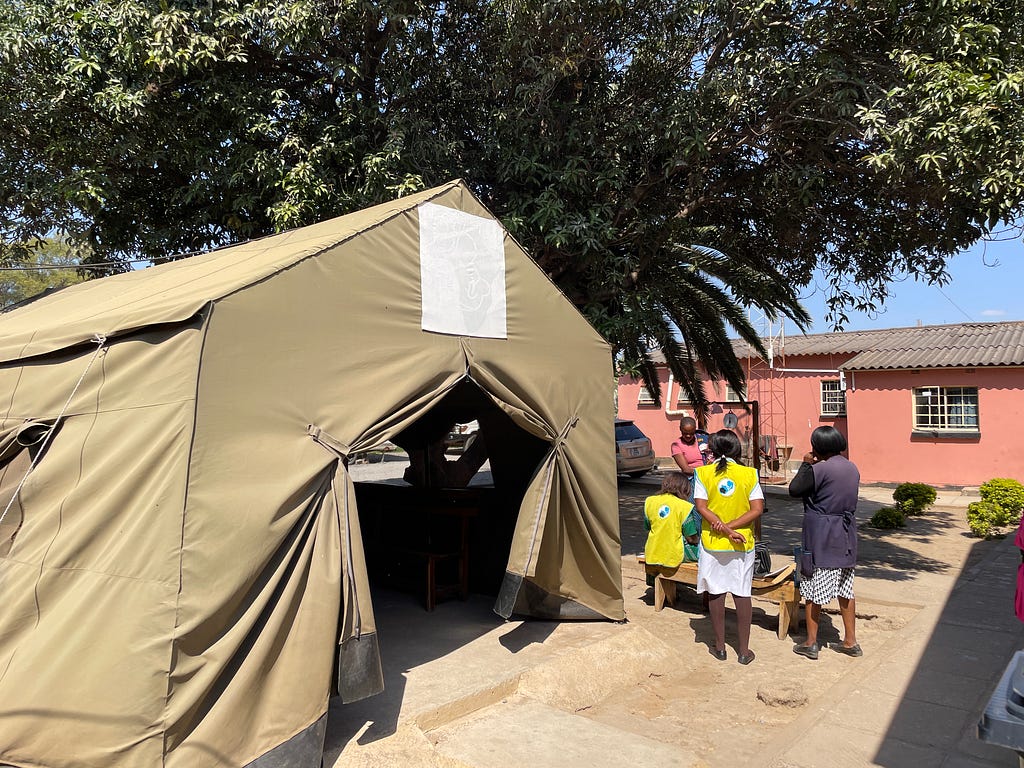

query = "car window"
[615,423,646,441]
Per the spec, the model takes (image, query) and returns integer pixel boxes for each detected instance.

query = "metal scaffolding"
[746,313,791,481]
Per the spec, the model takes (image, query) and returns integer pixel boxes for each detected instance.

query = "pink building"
[617,321,1024,487]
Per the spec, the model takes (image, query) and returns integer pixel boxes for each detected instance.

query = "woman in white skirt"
[693,430,765,665]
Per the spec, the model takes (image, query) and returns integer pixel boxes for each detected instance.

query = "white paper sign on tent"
[419,202,507,338]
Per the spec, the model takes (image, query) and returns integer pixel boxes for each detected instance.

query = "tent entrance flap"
[355,380,550,612]
[495,572,608,620]
[337,633,383,703]
[493,447,610,621]
[309,430,384,704]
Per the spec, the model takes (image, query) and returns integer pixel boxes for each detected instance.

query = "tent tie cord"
[0,333,107,529]
[306,424,351,460]
[551,415,580,449]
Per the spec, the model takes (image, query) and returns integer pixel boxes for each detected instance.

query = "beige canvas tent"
[0,180,622,768]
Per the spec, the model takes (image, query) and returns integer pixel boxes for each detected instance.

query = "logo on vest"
[658,505,670,519]
[717,478,736,497]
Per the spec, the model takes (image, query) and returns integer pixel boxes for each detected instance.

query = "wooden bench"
[640,558,800,640]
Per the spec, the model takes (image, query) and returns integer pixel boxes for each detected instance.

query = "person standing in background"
[789,426,862,660]
[671,417,708,499]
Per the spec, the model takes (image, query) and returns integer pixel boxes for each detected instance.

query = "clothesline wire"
[0,257,162,272]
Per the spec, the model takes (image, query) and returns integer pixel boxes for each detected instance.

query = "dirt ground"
[599,483,967,767]
[337,460,1005,768]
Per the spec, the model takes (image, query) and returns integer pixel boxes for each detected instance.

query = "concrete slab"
[824,689,967,751]
[775,722,949,768]
[324,589,679,767]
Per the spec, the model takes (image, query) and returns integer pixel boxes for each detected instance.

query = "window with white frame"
[820,379,846,416]
[721,382,746,402]
[913,386,979,432]
[675,378,706,408]
[637,385,657,405]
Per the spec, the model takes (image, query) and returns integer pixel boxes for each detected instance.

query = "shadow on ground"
[324,587,561,761]
[324,589,511,751]
[872,532,1024,766]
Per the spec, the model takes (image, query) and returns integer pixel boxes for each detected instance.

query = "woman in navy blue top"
[788,426,862,660]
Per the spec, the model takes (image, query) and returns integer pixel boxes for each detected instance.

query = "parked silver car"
[615,418,657,478]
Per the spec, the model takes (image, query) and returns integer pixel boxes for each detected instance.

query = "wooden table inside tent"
[356,483,484,611]
[413,499,478,611]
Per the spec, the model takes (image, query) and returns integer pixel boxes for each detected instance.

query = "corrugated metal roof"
[840,321,1024,369]
[651,321,1024,370]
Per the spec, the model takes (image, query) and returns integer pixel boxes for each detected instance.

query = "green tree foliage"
[1,1,1022,414]
[0,240,87,308]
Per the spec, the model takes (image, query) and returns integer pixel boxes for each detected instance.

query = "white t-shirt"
[693,458,764,501]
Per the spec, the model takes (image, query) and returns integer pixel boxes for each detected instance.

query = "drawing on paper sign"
[419,202,507,338]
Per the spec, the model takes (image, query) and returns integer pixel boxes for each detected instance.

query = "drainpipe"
[769,367,849,390]
[664,372,690,416]
[771,367,841,374]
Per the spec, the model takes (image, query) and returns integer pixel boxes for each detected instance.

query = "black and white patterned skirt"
[799,566,855,605]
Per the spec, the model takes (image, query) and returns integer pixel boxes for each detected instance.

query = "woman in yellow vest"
[643,471,700,569]
[693,430,765,665]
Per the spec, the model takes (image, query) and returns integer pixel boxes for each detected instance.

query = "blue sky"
[782,234,1024,334]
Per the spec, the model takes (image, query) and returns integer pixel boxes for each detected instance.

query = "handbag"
[753,541,772,577]
[799,548,815,578]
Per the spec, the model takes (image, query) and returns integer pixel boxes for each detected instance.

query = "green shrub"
[892,482,937,515]
[967,501,1010,539]
[966,478,1024,538]
[979,478,1024,519]
[870,506,906,529]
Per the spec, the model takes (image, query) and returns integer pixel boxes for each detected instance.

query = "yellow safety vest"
[696,461,759,552]
[643,493,694,567]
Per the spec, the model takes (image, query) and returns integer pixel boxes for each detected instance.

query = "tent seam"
[160,301,213,765]
[0,560,180,587]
